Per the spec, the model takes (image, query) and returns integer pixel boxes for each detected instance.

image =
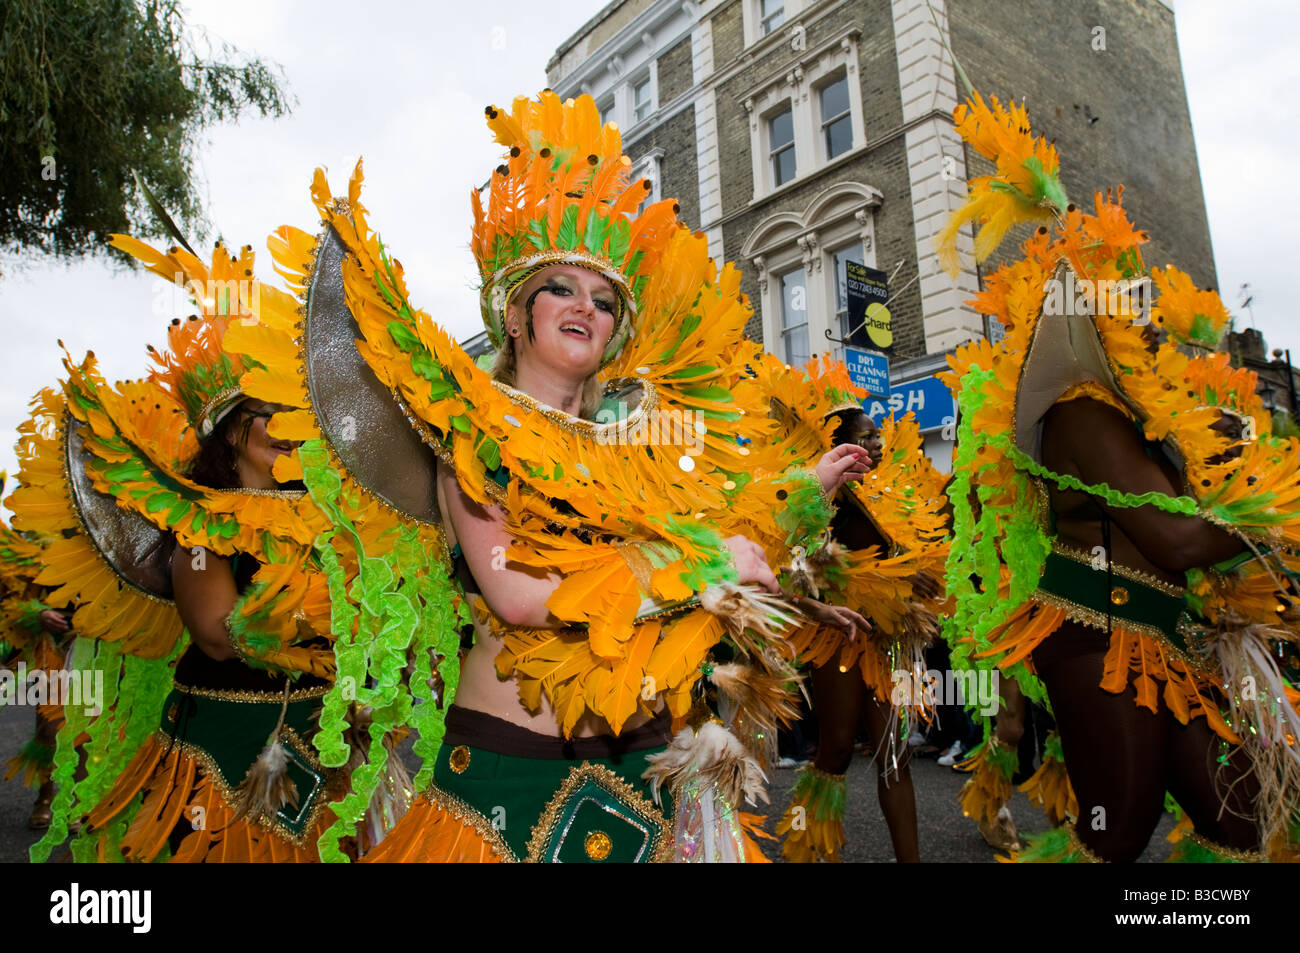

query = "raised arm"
[1043,398,1243,572]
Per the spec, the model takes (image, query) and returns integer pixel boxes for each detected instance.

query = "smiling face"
[506,265,619,382]
[226,400,297,489]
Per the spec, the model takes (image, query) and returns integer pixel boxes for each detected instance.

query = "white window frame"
[596,93,616,127]
[744,182,883,366]
[743,30,865,203]
[776,264,810,366]
[741,0,806,47]
[629,148,665,214]
[759,0,785,36]
[817,70,853,163]
[767,103,797,189]
[632,74,654,124]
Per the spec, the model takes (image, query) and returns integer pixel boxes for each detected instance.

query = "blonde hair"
[491,338,604,420]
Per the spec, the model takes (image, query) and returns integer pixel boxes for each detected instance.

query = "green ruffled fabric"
[943,368,1051,703]
[30,637,181,862]
[300,440,469,863]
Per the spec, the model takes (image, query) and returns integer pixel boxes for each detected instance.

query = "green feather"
[664,364,715,380]
[557,205,579,251]
[582,209,608,256]
[792,766,847,823]
[607,217,631,267]
[527,218,548,251]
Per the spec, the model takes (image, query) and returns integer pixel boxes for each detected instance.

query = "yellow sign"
[864,302,893,349]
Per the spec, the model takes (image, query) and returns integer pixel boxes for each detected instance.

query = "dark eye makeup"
[541,281,615,313]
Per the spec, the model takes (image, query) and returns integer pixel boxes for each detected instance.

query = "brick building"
[546,0,1217,469]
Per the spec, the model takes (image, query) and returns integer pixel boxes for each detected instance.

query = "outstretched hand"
[797,597,871,641]
[39,609,70,635]
[815,444,873,495]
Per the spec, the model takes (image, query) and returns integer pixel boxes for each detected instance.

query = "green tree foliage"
[0,0,292,264]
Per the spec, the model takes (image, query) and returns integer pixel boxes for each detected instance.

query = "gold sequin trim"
[490,377,658,441]
[1028,588,1212,675]
[152,728,333,849]
[197,387,244,434]
[172,681,330,704]
[633,596,699,623]
[524,762,672,864]
[223,487,306,500]
[1067,824,1107,863]
[1051,542,1186,598]
[420,783,518,862]
[280,725,325,772]
[614,541,658,593]
[1183,831,1265,862]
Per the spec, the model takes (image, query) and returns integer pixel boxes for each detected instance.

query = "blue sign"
[863,375,956,433]
[844,346,890,399]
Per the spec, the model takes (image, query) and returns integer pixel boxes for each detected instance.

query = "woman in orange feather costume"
[241,91,874,862]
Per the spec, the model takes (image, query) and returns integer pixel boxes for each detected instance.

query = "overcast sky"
[1,0,1295,505]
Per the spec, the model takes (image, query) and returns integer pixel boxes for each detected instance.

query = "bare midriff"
[452,607,662,739]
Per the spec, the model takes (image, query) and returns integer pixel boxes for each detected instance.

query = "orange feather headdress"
[109,235,261,437]
[472,90,683,366]
[805,354,869,416]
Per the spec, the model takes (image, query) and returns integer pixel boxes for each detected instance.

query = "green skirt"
[426,706,675,862]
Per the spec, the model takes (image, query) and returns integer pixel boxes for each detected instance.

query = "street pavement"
[0,697,1174,863]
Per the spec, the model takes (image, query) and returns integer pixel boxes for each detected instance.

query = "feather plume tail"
[1212,615,1300,848]
[229,739,298,824]
[644,721,764,863]
[643,721,767,809]
[699,583,802,684]
[708,662,801,770]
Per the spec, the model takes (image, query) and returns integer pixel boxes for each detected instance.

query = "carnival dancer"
[10,237,395,862]
[0,486,71,830]
[940,92,1300,862]
[761,356,948,862]
[239,91,871,862]
[7,366,186,861]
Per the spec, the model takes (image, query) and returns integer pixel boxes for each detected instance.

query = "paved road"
[0,698,1174,863]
